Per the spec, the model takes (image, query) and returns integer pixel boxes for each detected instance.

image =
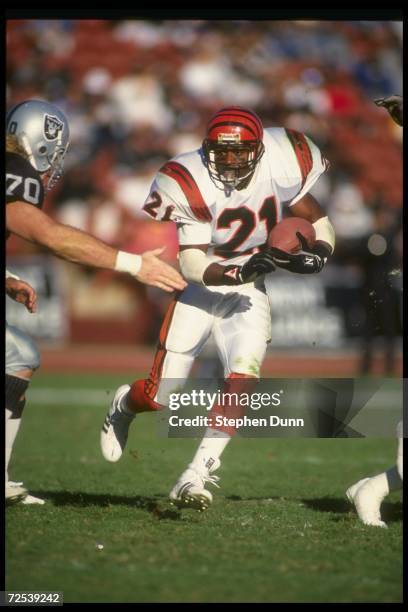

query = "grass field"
[6,373,403,603]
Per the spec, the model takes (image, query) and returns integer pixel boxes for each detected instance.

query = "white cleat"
[169,459,220,511]
[346,478,387,528]
[21,493,45,505]
[6,482,27,503]
[6,481,45,505]
[346,478,370,504]
[100,384,134,462]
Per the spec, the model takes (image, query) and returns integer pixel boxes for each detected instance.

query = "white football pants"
[149,279,272,406]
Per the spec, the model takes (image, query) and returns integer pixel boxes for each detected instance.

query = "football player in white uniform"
[101,106,336,509]
[6,99,186,504]
[346,95,403,527]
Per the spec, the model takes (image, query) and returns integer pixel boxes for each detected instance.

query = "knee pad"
[6,374,29,417]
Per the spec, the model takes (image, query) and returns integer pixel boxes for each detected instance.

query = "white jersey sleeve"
[142,160,212,246]
[265,127,329,206]
[289,131,329,205]
[176,221,212,246]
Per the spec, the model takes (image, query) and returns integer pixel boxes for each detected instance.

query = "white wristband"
[6,269,20,281]
[115,251,142,276]
[312,216,335,254]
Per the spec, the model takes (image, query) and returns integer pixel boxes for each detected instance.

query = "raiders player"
[100,105,336,510]
[6,99,186,504]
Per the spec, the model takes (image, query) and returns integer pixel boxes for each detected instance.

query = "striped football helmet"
[202,106,265,191]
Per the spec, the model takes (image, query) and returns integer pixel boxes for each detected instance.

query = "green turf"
[6,373,403,603]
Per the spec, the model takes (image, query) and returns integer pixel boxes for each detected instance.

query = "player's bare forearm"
[290,194,334,255]
[290,194,326,223]
[43,222,117,268]
[203,256,279,286]
[7,201,117,269]
[7,201,187,290]
[180,244,276,286]
[202,262,231,285]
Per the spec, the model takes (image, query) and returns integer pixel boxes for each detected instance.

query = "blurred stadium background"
[6,18,403,604]
[6,18,403,377]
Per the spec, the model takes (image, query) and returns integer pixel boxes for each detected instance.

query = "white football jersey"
[142,127,329,267]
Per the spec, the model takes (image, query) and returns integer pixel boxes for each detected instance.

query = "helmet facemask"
[201,106,265,192]
[44,144,68,190]
[20,134,69,191]
[203,138,264,191]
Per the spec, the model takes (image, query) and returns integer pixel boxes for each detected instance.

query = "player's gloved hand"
[374,95,403,126]
[269,232,328,274]
[240,250,277,282]
[222,250,276,284]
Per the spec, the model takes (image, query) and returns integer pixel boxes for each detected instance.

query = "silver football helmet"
[6,99,70,190]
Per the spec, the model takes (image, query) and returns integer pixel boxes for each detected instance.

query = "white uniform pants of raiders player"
[152,279,272,406]
[6,321,40,374]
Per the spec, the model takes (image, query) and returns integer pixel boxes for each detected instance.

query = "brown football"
[268,217,316,253]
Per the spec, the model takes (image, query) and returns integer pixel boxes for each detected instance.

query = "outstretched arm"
[6,201,186,293]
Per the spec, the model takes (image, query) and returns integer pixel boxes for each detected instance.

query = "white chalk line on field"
[28,388,112,406]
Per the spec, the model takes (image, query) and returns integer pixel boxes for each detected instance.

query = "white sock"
[190,428,231,473]
[5,408,22,483]
[396,420,403,480]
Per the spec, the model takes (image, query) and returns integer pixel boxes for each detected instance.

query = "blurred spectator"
[359,198,402,375]
[109,66,174,133]
[329,179,375,241]
[113,162,158,219]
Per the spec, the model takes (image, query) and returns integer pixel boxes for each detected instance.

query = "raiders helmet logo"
[44,114,64,141]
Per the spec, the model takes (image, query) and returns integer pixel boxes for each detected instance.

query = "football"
[268,217,316,253]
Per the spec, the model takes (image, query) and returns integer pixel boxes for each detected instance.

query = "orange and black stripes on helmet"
[206,106,264,142]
